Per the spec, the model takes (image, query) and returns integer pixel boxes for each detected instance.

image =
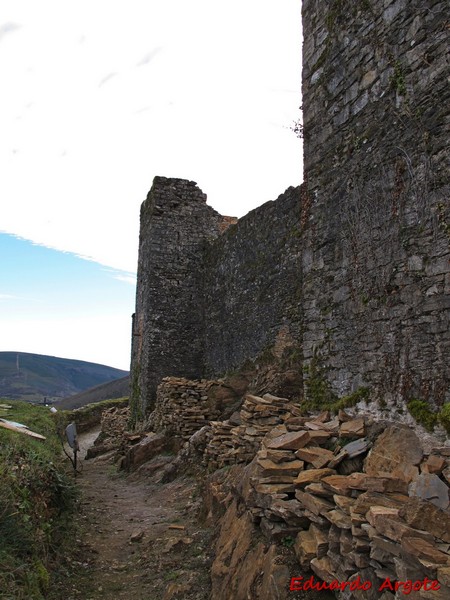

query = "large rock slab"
[342,438,371,458]
[211,499,264,599]
[399,497,450,542]
[257,458,304,477]
[310,556,337,583]
[294,468,336,487]
[340,418,365,438]
[295,490,334,516]
[367,506,434,544]
[294,529,317,569]
[304,429,332,443]
[347,472,408,494]
[352,491,409,515]
[324,509,352,529]
[321,474,353,495]
[364,425,423,477]
[268,499,310,527]
[401,537,450,565]
[122,432,168,471]
[437,566,450,586]
[422,454,446,474]
[261,448,297,463]
[295,446,335,468]
[267,430,311,450]
[408,473,450,510]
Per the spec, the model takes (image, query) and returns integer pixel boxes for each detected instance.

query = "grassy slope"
[0,352,128,401]
[0,400,78,599]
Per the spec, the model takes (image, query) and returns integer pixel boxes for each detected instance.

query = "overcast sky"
[0,0,302,371]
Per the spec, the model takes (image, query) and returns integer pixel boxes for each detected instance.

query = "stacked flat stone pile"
[86,406,132,459]
[100,406,130,438]
[238,415,450,600]
[203,393,302,469]
[148,377,224,440]
[146,381,449,597]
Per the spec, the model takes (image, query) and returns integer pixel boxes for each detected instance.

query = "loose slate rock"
[340,418,365,438]
[294,468,336,487]
[408,473,450,511]
[399,497,450,542]
[267,430,311,450]
[342,437,371,458]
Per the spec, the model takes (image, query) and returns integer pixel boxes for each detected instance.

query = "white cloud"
[0,0,301,368]
[0,0,302,275]
[98,72,118,87]
[136,47,162,67]
[0,22,21,43]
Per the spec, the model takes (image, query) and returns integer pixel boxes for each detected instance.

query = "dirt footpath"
[62,429,213,600]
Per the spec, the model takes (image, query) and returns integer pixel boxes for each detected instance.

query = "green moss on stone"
[302,350,370,413]
[303,351,337,408]
[407,399,438,432]
[438,403,450,434]
[331,387,370,412]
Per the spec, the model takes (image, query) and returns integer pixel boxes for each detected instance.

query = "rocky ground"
[52,391,450,600]
[57,428,214,600]
[54,421,333,600]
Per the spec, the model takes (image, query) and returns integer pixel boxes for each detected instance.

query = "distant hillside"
[0,352,128,402]
[55,375,130,410]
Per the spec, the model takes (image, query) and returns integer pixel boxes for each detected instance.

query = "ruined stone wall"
[204,186,303,376]
[130,177,224,420]
[131,181,305,418]
[300,0,449,409]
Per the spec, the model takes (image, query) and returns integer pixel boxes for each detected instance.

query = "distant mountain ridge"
[0,352,128,402]
[56,375,130,410]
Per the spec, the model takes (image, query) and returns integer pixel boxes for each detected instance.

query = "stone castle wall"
[300,0,449,409]
[130,1,449,423]
[204,186,303,376]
